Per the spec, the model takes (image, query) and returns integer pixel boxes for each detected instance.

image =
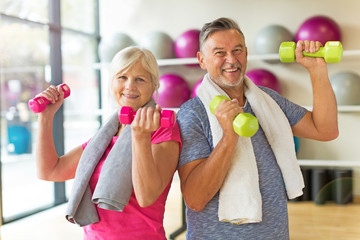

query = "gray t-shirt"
[177,87,307,240]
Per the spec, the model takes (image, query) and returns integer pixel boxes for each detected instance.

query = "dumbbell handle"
[28,84,71,113]
[209,95,259,137]
[301,42,342,59]
[119,106,176,128]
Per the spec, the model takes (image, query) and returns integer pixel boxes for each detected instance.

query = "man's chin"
[221,75,245,88]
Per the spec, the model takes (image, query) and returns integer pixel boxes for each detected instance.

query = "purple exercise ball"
[295,15,342,46]
[174,29,200,58]
[154,74,190,108]
[191,78,203,98]
[246,69,281,94]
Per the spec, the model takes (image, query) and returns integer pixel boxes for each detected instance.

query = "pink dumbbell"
[119,106,176,128]
[28,84,71,113]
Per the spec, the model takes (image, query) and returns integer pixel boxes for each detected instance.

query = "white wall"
[99,0,360,194]
[100,0,360,50]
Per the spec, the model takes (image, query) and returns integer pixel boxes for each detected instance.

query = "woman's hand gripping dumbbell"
[119,106,176,128]
[28,84,70,113]
[209,95,259,137]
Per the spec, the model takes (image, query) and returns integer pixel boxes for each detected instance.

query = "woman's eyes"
[136,78,145,82]
[117,76,145,82]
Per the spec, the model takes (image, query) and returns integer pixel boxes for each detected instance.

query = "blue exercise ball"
[294,136,300,154]
[7,125,31,154]
[330,71,360,105]
[99,33,135,62]
[139,31,175,59]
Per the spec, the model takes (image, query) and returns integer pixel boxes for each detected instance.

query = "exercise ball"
[154,74,190,108]
[174,29,200,58]
[139,31,175,59]
[330,71,360,105]
[294,136,300,154]
[295,16,342,46]
[246,69,282,93]
[99,33,135,62]
[254,25,293,54]
[191,78,203,98]
[7,125,31,154]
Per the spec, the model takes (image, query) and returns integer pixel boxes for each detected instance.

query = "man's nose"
[225,52,237,64]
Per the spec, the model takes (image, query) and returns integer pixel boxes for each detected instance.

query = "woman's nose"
[125,78,135,89]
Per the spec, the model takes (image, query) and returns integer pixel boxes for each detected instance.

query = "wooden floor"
[288,199,360,240]
[1,175,359,240]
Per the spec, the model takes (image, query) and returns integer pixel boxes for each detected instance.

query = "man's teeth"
[224,68,238,72]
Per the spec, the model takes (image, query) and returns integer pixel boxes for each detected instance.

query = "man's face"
[198,29,248,90]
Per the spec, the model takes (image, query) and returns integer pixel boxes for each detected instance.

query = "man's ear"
[197,51,207,70]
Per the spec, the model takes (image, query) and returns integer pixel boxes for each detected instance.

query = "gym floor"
[1,174,360,240]
[0,174,186,240]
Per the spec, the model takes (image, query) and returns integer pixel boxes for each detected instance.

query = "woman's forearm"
[132,135,179,207]
[131,135,163,207]
[36,114,60,180]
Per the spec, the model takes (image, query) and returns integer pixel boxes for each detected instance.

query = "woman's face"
[112,60,154,110]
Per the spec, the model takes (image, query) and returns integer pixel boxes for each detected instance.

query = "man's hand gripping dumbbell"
[210,95,259,137]
[279,41,343,63]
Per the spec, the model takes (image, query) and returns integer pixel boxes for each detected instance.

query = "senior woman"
[35,46,181,239]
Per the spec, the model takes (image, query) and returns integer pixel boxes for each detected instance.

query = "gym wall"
[99,0,360,196]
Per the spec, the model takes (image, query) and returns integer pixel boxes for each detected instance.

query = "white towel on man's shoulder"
[196,73,304,225]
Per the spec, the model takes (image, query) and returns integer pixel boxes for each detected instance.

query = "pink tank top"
[82,123,181,240]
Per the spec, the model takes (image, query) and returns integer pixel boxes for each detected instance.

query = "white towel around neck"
[196,73,304,225]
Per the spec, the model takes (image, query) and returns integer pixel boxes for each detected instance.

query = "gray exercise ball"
[139,31,175,59]
[330,71,360,105]
[254,25,293,54]
[99,33,135,62]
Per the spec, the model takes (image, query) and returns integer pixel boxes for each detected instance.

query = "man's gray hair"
[199,17,245,52]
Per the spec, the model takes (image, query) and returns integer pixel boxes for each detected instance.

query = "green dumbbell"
[279,41,343,63]
[209,95,259,137]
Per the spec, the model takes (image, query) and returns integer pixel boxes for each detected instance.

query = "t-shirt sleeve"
[82,139,91,150]
[176,99,213,169]
[151,121,182,149]
[260,87,307,127]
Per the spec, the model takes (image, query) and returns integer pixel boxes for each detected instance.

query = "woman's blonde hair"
[110,46,160,93]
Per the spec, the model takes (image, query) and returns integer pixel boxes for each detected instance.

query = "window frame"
[0,0,101,224]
